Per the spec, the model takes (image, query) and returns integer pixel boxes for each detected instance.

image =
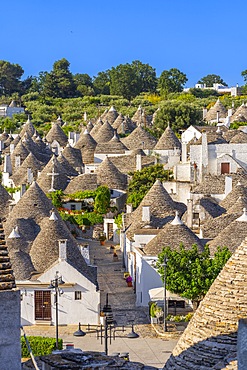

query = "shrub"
[21,336,63,357]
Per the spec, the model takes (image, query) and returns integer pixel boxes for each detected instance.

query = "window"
[75,291,82,300]
[71,204,76,211]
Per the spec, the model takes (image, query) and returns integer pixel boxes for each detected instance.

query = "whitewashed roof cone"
[8,226,20,239]
[171,211,183,225]
[236,208,247,222]
[49,210,58,221]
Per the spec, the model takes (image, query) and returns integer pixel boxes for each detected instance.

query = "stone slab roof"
[154,124,181,150]
[29,215,97,285]
[45,122,68,147]
[0,221,16,290]
[144,216,204,256]
[96,156,128,190]
[122,126,157,150]
[64,173,98,194]
[164,237,247,369]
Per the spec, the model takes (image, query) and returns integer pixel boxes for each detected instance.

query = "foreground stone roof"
[164,237,247,369]
[0,220,16,290]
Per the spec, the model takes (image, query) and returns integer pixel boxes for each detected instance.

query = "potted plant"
[126,275,133,287]
[99,232,106,245]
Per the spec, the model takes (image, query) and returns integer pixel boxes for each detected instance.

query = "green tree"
[47,190,64,208]
[93,71,110,95]
[131,60,157,93]
[158,68,188,95]
[153,101,202,135]
[198,74,227,87]
[127,164,171,208]
[74,73,95,96]
[0,60,24,95]
[157,245,231,309]
[109,63,140,101]
[41,58,76,98]
[94,186,111,214]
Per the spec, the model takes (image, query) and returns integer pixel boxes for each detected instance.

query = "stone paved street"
[88,238,150,326]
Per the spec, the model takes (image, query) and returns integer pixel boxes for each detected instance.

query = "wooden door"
[221,162,230,174]
[34,291,51,320]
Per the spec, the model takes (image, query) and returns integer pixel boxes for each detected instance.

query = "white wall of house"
[190,142,247,177]
[103,217,120,243]
[135,251,163,306]
[62,202,82,211]
[19,259,100,326]
[133,233,157,247]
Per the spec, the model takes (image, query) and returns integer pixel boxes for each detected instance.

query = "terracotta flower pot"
[127,281,133,287]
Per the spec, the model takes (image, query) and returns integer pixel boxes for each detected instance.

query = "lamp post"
[163,256,168,332]
[48,271,65,349]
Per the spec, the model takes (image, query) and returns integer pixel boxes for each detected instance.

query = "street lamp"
[163,256,168,332]
[48,271,65,349]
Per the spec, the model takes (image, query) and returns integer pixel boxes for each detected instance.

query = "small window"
[71,204,76,211]
[75,291,82,300]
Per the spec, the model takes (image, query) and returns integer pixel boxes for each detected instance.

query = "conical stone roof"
[230,103,247,122]
[45,122,68,147]
[11,152,45,186]
[103,106,118,124]
[112,113,125,129]
[229,130,247,143]
[74,129,96,164]
[62,144,83,169]
[220,182,247,210]
[0,130,9,142]
[126,180,184,240]
[110,151,155,174]
[0,221,16,290]
[95,132,128,154]
[57,153,79,177]
[154,124,181,150]
[93,120,115,143]
[19,118,36,138]
[10,139,29,168]
[3,181,54,246]
[164,237,247,369]
[29,215,97,285]
[90,119,104,139]
[116,116,136,135]
[0,184,11,219]
[132,106,143,124]
[205,99,227,121]
[96,156,128,190]
[208,208,247,254]
[122,125,157,150]
[64,173,98,194]
[37,155,70,192]
[144,213,204,256]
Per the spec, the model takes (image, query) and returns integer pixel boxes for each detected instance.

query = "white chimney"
[225,176,232,196]
[4,154,12,175]
[58,239,67,261]
[126,204,133,213]
[15,155,21,169]
[136,154,142,171]
[142,206,150,222]
[20,184,26,197]
[182,142,187,163]
[203,106,207,120]
[187,199,193,228]
[216,110,220,123]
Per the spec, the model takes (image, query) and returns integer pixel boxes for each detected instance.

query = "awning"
[148,287,184,301]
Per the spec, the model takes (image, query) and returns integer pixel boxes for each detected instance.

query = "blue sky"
[2,0,247,87]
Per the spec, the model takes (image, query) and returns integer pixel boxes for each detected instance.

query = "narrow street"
[87,238,150,327]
